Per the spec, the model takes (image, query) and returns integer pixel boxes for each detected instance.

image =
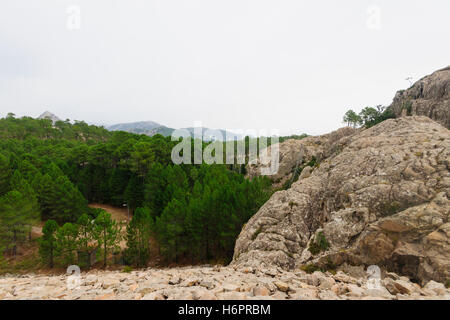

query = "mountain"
[181,127,245,141]
[38,111,61,123]
[107,121,175,137]
[107,121,245,141]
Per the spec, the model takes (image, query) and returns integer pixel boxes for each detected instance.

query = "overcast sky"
[0,0,449,135]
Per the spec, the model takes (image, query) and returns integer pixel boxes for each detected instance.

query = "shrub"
[122,266,133,273]
[308,232,330,255]
[251,227,263,240]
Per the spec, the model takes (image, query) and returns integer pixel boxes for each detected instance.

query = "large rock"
[390,66,450,128]
[232,116,450,285]
[246,127,356,188]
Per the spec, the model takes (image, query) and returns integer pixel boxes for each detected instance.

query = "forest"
[0,113,276,270]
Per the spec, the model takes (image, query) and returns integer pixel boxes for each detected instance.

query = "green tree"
[35,172,87,222]
[358,105,395,128]
[125,207,153,267]
[93,211,121,268]
[55,222,79,266]
[38,220,59,268]
[0,152,11,196]
[155,196,188,262]
[343,109,362,128]
[0,190,39,256]
[130,142,155,178]
[76,214,95,268]
[124,175,144,211]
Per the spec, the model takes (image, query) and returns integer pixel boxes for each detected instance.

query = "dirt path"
[88,203,130,250]
[88,203,130,222]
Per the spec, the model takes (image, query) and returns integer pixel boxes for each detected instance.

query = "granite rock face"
[233,116,450,285]
[390,66,450,129]
[246,127,356,188]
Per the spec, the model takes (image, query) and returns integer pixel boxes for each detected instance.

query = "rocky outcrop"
[1,266,448,300]
[390,66,450,128]
[38,111,61,123]
[233,116,449,286]
[246,127,356,188]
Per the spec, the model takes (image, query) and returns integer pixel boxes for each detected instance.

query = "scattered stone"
[290,288,319,300]
[423,280,447,295]
[252,285,270,296]
[273,281,289,292]
[346,284,366,298]
[168,277,181,285]
[94,292,116,300]
[142,292,165,300]
[0,265,446,300]
[222,283,240,292]
[199,280,215,290]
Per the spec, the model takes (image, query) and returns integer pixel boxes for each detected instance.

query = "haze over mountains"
[37,112,246,141]
[108,121,246,141]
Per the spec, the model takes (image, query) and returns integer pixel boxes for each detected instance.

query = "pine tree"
[0,152,11,196]
[93,211,121,268]
[0,190,39,256]
[76,214,95,268]
[125,207,152,267]
[144,162,168,218]
[125,175,144,211]
[55,222,79,266]
[35,172,87,222]
[155,195,187,263]
[39,220,58,268]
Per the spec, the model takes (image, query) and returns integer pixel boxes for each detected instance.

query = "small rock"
[385,272,400,280]
[346,284,366,297]
[423,280,446,295]
[273,281,289,292]
[199,280,215,290]
[94,292,116,300]
[318,290,340,300]
[217,292,248,300]
[392,280,419,295]
[252,285,270,296]
[142,292,165,300]
[290,288,319,300]
[168,277,181,285]
[222,283,240,292]
[181,278,199,287]
[271,291,288,300]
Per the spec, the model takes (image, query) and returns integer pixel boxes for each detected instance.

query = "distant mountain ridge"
[107,121,245,141]
[107,121,174,137]
[38,111,61,123]
[35,113,246,141]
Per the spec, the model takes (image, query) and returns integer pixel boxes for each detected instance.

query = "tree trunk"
[50,244,54,268]
[12,229,17,256]
[103,227,107,268]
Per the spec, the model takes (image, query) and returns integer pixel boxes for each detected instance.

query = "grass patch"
[300,264,321,274]
[300,259,336,275]
[122,265,133,273]
[251,227,263,240]
[289,201,298,209]
[308,231,330,255]
[379,201,403,216]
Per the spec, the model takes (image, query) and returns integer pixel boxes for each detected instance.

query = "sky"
[0,0,449,136]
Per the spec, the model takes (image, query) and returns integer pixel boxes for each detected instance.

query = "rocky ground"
[0,265,448,300]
